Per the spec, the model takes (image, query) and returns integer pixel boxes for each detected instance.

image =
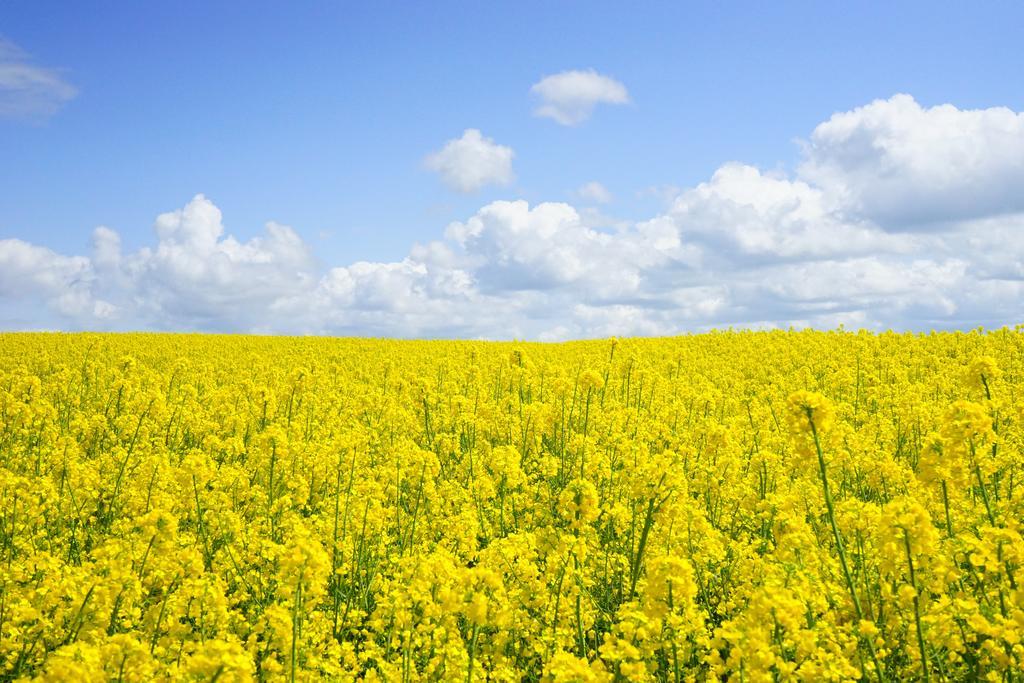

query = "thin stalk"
[807,410,884,683]
[291,573,304,683]
[940,480,953,537]
[902,529,930,683]
[466,623,479,683]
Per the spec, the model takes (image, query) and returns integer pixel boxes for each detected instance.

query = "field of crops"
[0,331,1022,681]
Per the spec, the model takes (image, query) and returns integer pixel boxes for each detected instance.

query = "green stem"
[940,480,953,537]
[807,410,884,683]
[902,529,930,683]
[467,623,479,683]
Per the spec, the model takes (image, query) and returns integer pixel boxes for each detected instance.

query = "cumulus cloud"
[531,69,629,125]
[444,199,693,298]
[125,195,316,329]
[0,239,101,318]
[800,94,1024,227]
[0,38,77,119]
[3,94,1023,338]
[424,129,515,193]
[669,163,912,262]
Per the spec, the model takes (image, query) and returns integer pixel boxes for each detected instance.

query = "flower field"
[1,331,1022,682]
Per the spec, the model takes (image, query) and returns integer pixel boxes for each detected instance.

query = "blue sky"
[2,2,1024,337]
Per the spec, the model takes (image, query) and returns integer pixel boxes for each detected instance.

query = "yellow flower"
[786,390,835,435]
[966,355,1001,393]
[3,330,1024,680]
[559,479,600,530]
[579,369,604,392]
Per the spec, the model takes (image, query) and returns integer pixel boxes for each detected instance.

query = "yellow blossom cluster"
[0,329,1023,681]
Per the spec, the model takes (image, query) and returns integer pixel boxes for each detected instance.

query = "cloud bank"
[2,95,1023,338]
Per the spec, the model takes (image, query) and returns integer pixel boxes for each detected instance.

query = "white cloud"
[92,226,122,270]
[124,195,316,329]
[955,212,1024,281]
[531,69,629,125]
[0,39,77,119]
[424,129,515,193]
[575,181,613,204]
[4,94,1024,337]
[444,199,696,300]
[800,94,1024,227]
[0,238,110,321]
[668,163,912,261]
[755,257,964,316]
